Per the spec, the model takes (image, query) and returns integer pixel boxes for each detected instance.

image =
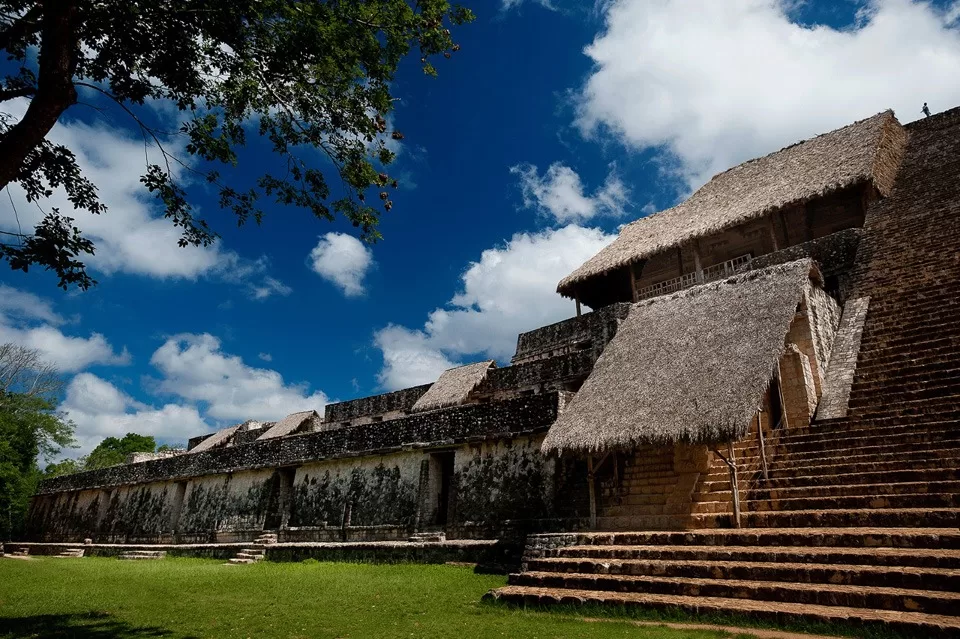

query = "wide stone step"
[811,412,960,433]
[850,367,960,391]
[742,491,960,513]
[507,571,960,615]
[543,527,960,550]
[704,452,960,482]
[484,586,960,637]
[739,425,960,458]
[737,432,960,466]
[550,544,960,569]
[745,480,960,502]
[738,507,960,529]
[848,398,960,420]
[700,468,960,499]
[524,557,960,591]
[849,388,960,411]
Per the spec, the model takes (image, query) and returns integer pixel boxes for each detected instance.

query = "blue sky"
[2,0,960,456]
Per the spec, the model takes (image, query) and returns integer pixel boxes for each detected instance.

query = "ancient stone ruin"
[24,107,960,635]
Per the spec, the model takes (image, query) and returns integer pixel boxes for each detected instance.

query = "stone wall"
[35,392,566,497]
[511,303,630,365]
[323,384,432,425]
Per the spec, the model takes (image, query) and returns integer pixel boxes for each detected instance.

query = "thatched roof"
[557,111,905,298]
[187,424,240,454]
[257,410,320,440]
[543,259,820,454]
[411,361,496,412]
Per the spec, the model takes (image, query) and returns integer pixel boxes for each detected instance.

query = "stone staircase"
[488,110,960,635]
[54,548,85,558]
[227,532,277,565]
[118,550,167,560]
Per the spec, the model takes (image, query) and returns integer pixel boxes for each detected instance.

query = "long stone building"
[24,107,960,635]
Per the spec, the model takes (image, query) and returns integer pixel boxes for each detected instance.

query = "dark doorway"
[432,452,456,526]
[263,468,296,530]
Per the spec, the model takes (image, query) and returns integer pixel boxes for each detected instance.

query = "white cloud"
[511,163,630,223]
[374,225,615,390]
[149,333,327,422]
[576,0,960,187]
[249,276,293,300]
[0,284,65,325]
[0,286,129,373]
[258,352,273,362]
[374,325,459,391]
[0,99,286,296]
[502,0,557,11]
[61,373,210,456]
[308,232,374,297]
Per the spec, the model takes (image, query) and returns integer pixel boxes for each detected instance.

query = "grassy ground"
[0,557,746,639]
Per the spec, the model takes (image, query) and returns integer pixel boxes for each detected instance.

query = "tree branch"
[0,1,78,191]
[0,3,43,52]
[0,86,36,102]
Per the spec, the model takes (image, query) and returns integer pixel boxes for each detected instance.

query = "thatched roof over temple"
[257,410,320,440]
[557,111,905,298]
[542,259,820,454]
[412,360,496,412]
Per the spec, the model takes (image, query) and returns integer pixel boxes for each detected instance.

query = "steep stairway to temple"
[488,109,960,635]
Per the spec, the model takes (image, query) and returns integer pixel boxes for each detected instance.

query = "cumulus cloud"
[576,0,960,187]
[374,225,615,390]
[308,232,374,297]
[149,333,327,422]
[0,99,287,296]
[511,163,630,223]
[61,373,210,456]
[0,285,129,372]
[258,352,273,362]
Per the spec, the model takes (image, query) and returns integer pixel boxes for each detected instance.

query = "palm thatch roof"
[257,410,320,440]
[187,424,240,454]
[543,259,820,454]
[411,361,496,412]
[557,111,905,298]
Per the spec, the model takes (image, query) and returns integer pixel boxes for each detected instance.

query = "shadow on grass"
[0,611,199,639]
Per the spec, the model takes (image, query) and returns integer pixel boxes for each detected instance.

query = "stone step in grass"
[548,544,960,570]
[485,586,960,638]
[524,557,960,592]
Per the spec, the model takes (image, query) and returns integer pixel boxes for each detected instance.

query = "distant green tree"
[0,343,74,540]
[0,0,474,290]
[84,433,157,470]
[42,457,81,477]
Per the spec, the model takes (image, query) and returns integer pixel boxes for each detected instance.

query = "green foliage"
[0,393,74,540]
[83,433,157,470]
[0,0,474,290]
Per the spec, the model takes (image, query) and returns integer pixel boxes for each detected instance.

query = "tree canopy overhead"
[0,0,473,290]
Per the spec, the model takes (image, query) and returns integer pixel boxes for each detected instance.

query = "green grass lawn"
[0,557,746,639]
